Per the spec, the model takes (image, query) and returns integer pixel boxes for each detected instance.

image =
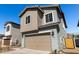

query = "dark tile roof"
[60,12,67,28]
[4,21,20,29]
[19,4,59,17]
[19,7,44,17]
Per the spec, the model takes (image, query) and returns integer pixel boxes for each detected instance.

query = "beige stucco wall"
[11,27,22,46]
[20,10,38,32]
[37,11,43,27]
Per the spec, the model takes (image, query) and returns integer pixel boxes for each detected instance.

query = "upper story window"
[45,13,53,23]
[26,15,30,24]
[6,26,10,32]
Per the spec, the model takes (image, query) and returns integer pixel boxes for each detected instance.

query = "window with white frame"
[45,13,53,23]
[6,26,10,32]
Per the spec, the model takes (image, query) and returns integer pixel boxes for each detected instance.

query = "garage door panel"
[25,34,51,51]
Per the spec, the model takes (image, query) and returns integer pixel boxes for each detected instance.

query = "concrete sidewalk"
[1,48,50,54]
[1,47,79,54]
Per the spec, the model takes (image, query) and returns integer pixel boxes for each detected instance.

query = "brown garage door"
[4,39,10,45]
[25,34,51,51]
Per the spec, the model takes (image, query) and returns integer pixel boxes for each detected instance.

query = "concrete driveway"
[1,48,50,54]
[2,47,79,54]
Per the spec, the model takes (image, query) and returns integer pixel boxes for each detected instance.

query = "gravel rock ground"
[0,48,50,54]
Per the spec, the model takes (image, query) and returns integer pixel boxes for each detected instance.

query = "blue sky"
[60,4,79,33]
[0,4,79,34]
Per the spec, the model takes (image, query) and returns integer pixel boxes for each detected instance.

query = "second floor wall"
[20,7,66,33]
[20,10,38,32]
[38,8,60,26]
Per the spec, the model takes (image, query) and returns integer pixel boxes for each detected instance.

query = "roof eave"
[19,5,59,17]
[19,7,44,17]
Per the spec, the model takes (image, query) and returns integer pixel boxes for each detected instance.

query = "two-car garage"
[24,33,51,51]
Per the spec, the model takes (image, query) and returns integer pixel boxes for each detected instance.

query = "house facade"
[19,5,67,52]
[2,22,21,47]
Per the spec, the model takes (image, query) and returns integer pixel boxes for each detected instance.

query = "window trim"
[45,13,53,23]
[6,26,10,32]
[26,15,31,24]
[44,12,54,24]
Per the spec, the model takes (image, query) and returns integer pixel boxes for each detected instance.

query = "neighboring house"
[19,5,67,52]
[76,21,79,48]
[73,33,79,48]
[65,33,79,49]
[0,34,4,40]
[2,22,21,47]
[0,34,4,47]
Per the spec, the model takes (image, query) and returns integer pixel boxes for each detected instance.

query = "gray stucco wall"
[41,8,67,50]
[58,19,67,50]
[50,29,60,51]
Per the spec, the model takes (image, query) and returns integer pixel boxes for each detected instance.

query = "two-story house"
[19,5,67,53]
[2,21,21,47]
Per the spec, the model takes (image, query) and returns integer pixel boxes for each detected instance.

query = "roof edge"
[19,5,59,17]
[4,21,20,26]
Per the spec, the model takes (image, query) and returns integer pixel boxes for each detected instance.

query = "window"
[26,15,30,24]
[6,26,10,31]
[45,13,53,23]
